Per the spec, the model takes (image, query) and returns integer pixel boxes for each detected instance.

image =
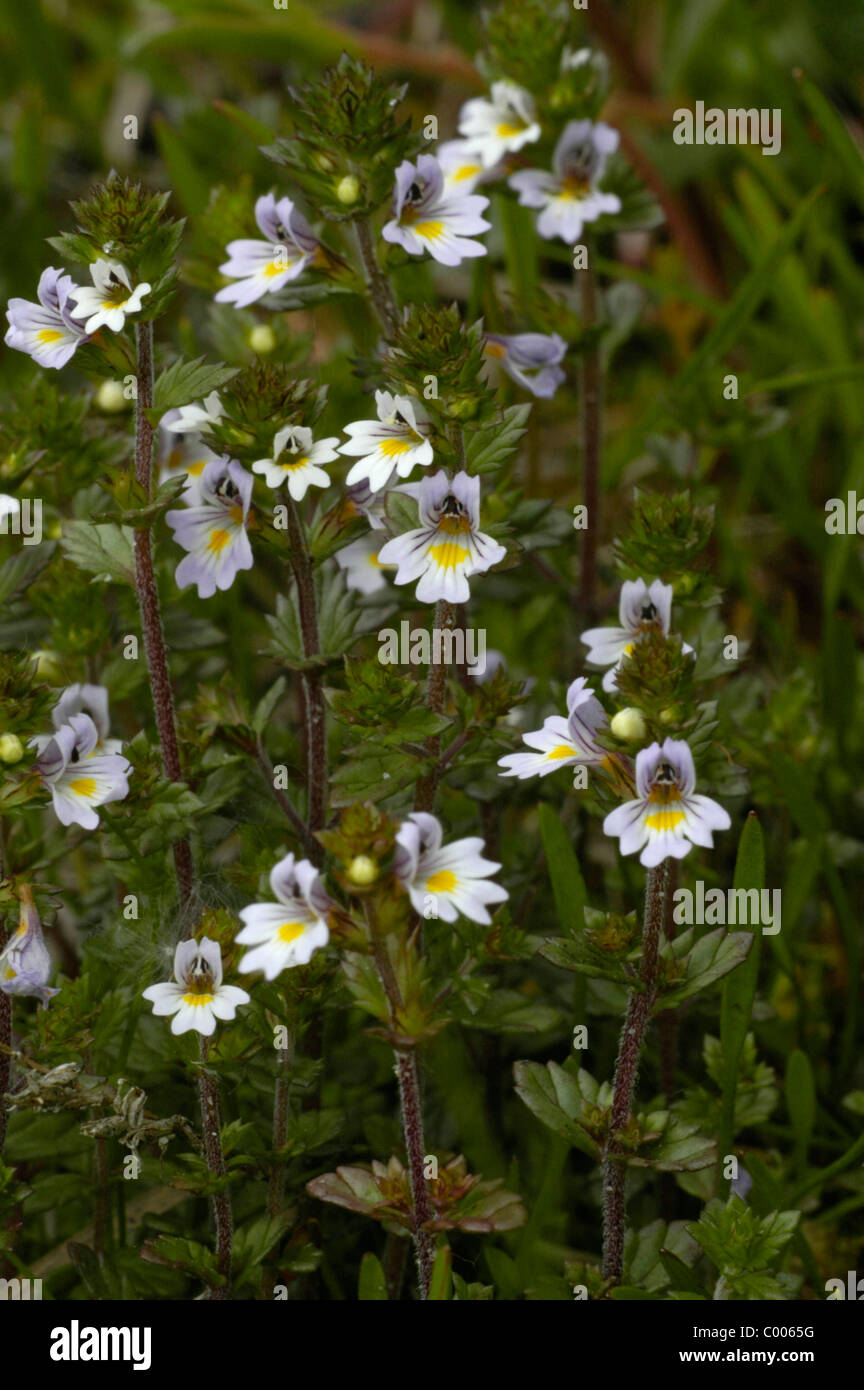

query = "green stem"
[353,219,400,338]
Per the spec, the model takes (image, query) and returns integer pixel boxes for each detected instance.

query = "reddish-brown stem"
[353,218,400,338]
[252,740,322,863]
[414,599,455,813]
[602,859,670,1282]
[133,322,195,918]
[578,262,601,616]
[198,1038,233,1299]
[283,497,327,835]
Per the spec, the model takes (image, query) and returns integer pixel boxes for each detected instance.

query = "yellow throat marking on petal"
[453,163,482,182]
[426,869,457,892]
[438,515,471,536]
[644,809,686,833]
[187,460,207,476]
[182,992,214,1007]
[278,922,306,945]
[368,553,383,568]
[546,744,576,761]
[4,968,16,981]
[648,784,677,804]
[16,919,28,937]
[497,122,525,137]
[560,176,591,200]
[69,777,97,798]
[281,456,309,471]
[413,220,445,241]
[379,437,412,457]
[428,541,469,569]
[229,504,244,525]
[484,341,507,359]
[264,261,289,278]
[207,528,230,552]
[37,329,64,344]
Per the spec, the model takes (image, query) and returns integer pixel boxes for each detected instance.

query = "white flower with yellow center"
[165,457,253,598]
[235,853,330,980]
[581,578,692,692]
[31,712,131,830]
[395,812,508,925]
[436,140,488,194]
[457,80,541,168]
[498,677,609,779]
[335,532,393,595]
[603,738,730,868]
[509,120,621,243]
[50,683,122,755]
[376,469,505,605]
[5,267,89,368]
[339,390,434,493]
[215,194,320,308]
[68,259,151,334]
[142,938,250,1037]
[252,424,339,500]
[382,155,491,266]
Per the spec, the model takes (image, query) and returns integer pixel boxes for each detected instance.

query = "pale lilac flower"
[165,457,253,599]
[142,938,250,1037]
[382,155,490,267]
[164,392,224,436]
[215,194,319,308]
[51,684,122,755]
[67,259,151,334]
[603,738,730,868]
[458,80,541,168]
[159,393,223,506]
[484,332,567,398]
[498,677,608,779]
[376,469,505,605]
[5,267,89,368]
[436,140,488,194]
[235,853,330,980]
[395,812,508,925]
[31,712,131,830]
[509,120,621,242]
[339,391,434,493]
[345,479,388,531]
[252,424,339,499]
[581,578,692,692]
[0,892,59,1007]
[335,533,392,595]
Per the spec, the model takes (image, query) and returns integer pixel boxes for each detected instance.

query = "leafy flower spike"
[382,155,491,267]
[377,469,505,605]
[581,578,692,692]
[4,266,89,368]
[166,457,254,599]
[31,712,131,830]
[142,937,250,1037]
[603,738,730,868]
[509,120,621,243]
[235,853,331,980]
[395,812,508,925]
[215,194,319,308]
[498,677,608,779]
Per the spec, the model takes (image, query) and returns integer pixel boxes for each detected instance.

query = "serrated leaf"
[655,929,753,1011]
[513,1060,600,1158]
[0,541,56,604]
[60,521,135,586]
[464,403,531,474]
[148,356,239,423]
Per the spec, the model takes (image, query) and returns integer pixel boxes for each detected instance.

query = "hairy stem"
[414,599,455,813]
[283,496,327,836]
[133,321,195,918]
[578,260,601,615]
[366,906,434,1298]
[602,859,670,1282]
[268,1027,294,1219]
[197,1038,233,1299]
[252,740,322,863]
[353,219,400,338]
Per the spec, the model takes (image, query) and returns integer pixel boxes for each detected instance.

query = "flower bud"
[610,707,647,742]
[0,733,25,764]
[658,706,677,725]
[346,855,378,886]
[335,175,361,206]
[249,324,276,355]
[95,379,128,413]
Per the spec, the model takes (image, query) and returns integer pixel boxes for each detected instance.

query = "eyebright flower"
[51,683,122,754]
[603,738,730,868]
[483,332,567,398]
[509,120,621,243]
[395,812,508,925]
[382,155,491,267]
[31,712,131,829]
[160,393,224,505]
[0,888,60,1007]
[5,267,89,369]
[166,458,253,599]
[581,578,692,692]
[498,677,608,779]
[457,80,541,168]
[345,479,388,531]
[252,424,339,499]
[235,853,331,980]
[142,938,250,1037]
[215,194,320,308]
[436,140,488,194]
[335,533,393,595]
[339,391,434,493]
[165,391,224,436]
[67,259,151,334]
[376,470,505,605]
